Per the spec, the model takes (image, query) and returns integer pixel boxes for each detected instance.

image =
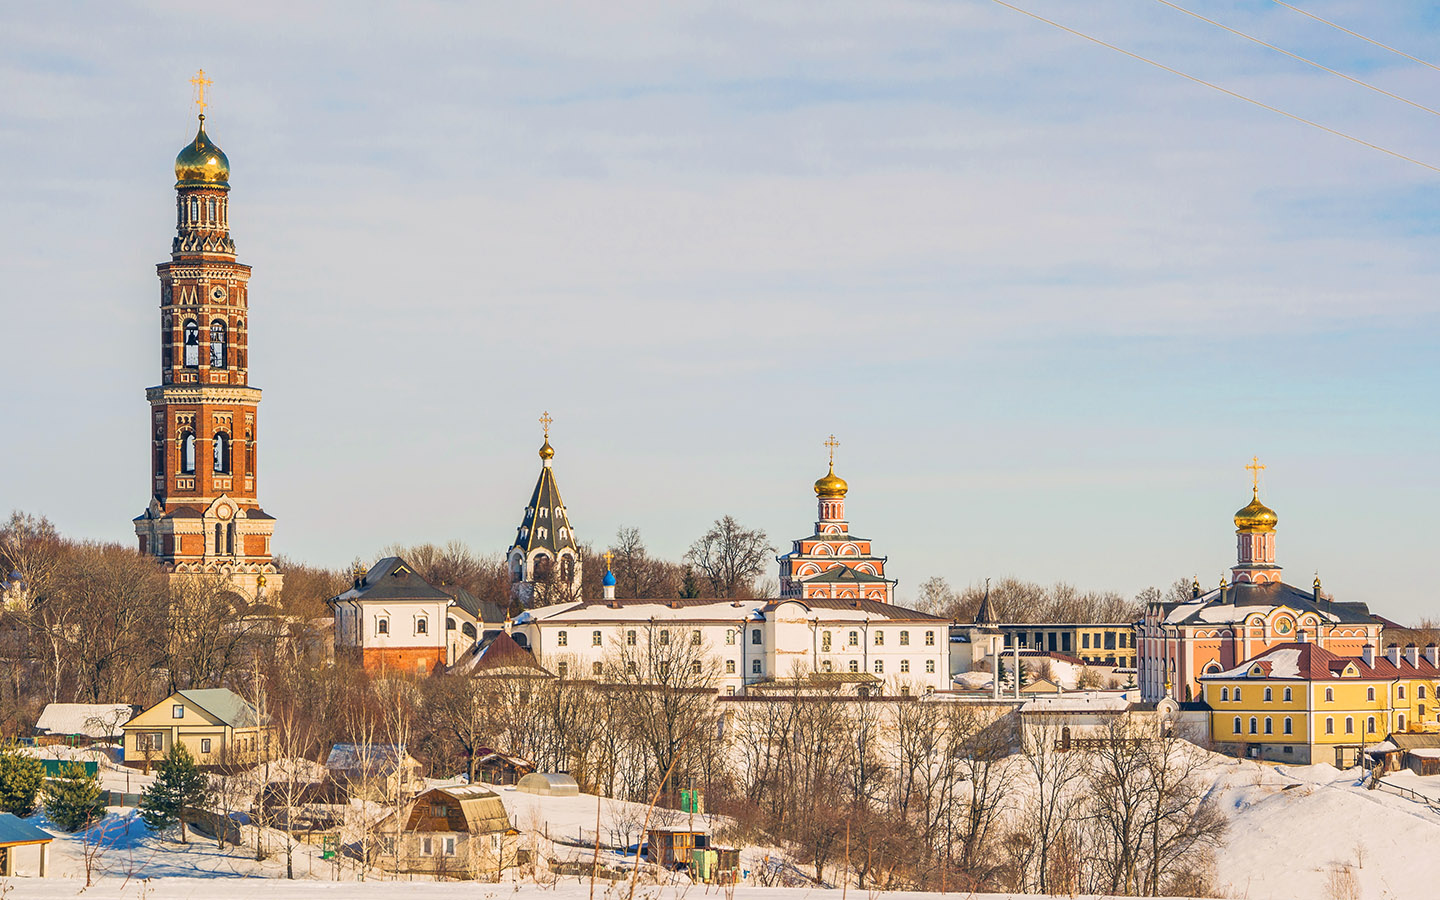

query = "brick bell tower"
[133,73,282,602]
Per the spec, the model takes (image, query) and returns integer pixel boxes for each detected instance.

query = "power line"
[1270,0,1440,74]
[1154,0,1440,119]
[987,0,1440,175]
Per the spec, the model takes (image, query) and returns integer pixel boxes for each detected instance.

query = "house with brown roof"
[1200,641,1440,766]
[373,784,516,879]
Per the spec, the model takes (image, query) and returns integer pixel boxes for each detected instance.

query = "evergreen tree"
[43,761,105,832]
[139,744,211,843]
[0,741,45,816]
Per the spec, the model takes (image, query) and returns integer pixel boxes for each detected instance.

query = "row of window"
[555,627,938,648]
[1232,714,1417,737]
[374,617,428,636]
[1220,685,1429,703]
[552,657,939,679]
[179,196,228,229]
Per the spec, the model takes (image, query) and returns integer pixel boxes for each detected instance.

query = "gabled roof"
[1161,581,1374,627]
[0,813,53,846]
[328,557,456,607]
[176,689,262,728]
[451,631,552,677]
[796,565,893,585]
[1202,642,1440,681]
[510,464,578,557]
[35,703,136,738]
[437,584,505,623]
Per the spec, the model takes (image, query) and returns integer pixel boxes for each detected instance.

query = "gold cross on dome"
[1245,455,1266,493]
[602,550,615,570]
[190,69,213,114]
[824,434,840,465]
[539,410,553,438]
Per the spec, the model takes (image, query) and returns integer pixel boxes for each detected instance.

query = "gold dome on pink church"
[814,463,848,499]
[1234,490,1278,533]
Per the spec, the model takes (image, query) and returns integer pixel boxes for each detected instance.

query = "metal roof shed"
[516,772,579,796]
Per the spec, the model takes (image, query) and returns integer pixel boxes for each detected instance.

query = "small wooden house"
[474,749,534,786]
[325,743,424,802]
[374,785,516,879]
[645,826,709,868]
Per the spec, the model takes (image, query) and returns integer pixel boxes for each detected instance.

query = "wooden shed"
[0,814,54,877]
[474,749,534,786]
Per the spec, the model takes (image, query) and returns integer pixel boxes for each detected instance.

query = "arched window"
[900,659,910,673]
[1233,716,1242,733]
[1345,717,1354,734]
[691,629,701,646]
[207,198,215,222]
[1367,716,1376,734]
[376,617,389,635]
[874,660,884,674]
[245,431,254,477]
[213,432,231,474]
[874,630,884,646]
[900,630,910,646]
[1398,713,1406,730]
[1325,717,1334,734]
[180,431,196,474]
[210,320,227,369]
[183,319,200,367]
[1264,717,1273,734]
[848,631,859,646]
[849,660,859,673]
[658,630,669,646]
[557,661,568,678]
[593,661,603,676]
[533,554,553,581]
[1325,687,1334,702]
[416,617,428,635]
[560,555,575,583]
[1283,687,1292,702]
[725,630,735,646]
[214,523,224,554]
[1367,687,1375,701]
[690,660,701,674]
[822,659,833,673]
[751,629,761,645]
[1283,717,1293,734]
[189,197,198,221]
[1221,687,1229,701]
[592,630,601,646]
[1264,687,1273,701]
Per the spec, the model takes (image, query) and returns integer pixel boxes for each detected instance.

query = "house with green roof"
[121,687,271,768]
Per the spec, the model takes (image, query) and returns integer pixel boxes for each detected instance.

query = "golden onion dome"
[538,438,555,460]
[814,463,848,499]
[175,115,230,188]
[1234,490,1278,533]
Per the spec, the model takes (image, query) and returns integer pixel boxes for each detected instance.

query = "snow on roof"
[1366,741,1399,754]
[1409,748,1440,759]
[34,703,134,738]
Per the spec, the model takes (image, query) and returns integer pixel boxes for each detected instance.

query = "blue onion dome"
[602,570,617,587]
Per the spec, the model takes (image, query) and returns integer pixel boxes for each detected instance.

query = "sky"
[2,1,1439,621]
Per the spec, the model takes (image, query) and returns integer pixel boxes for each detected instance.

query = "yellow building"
[1200,642,1440,767]
[121,688,271,768]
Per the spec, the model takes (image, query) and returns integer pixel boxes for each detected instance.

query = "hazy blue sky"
[3,2,1438,621]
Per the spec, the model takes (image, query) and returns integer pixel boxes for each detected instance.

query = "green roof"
[177,688,260,728]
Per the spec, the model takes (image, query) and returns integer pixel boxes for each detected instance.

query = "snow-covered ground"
[7,746,1440,899]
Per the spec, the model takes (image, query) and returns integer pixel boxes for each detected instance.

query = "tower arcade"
[132,75,281,601]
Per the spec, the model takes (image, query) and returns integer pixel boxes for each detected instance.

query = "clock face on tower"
[211,285,227,302]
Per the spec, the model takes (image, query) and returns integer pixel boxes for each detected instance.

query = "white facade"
[511,597,950,694]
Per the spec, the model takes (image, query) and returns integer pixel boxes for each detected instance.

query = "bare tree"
[684,517,774,599]
[1019,718,1089,893]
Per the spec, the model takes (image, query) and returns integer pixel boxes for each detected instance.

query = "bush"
[44,761,105,832]
[0,742,45,816]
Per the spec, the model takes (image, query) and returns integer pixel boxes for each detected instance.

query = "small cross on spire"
[602,550,615,571]
[824,434,840,466]
[539,410,553,439]
[190,69,213,115]
[1245,455,1266,495]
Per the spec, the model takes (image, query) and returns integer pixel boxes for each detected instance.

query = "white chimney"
[1405,644,1420,668]
[1386,645,1402,666]
[1362,645,1375,667]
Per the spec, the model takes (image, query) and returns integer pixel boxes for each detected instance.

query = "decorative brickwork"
[133,115,281,601]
